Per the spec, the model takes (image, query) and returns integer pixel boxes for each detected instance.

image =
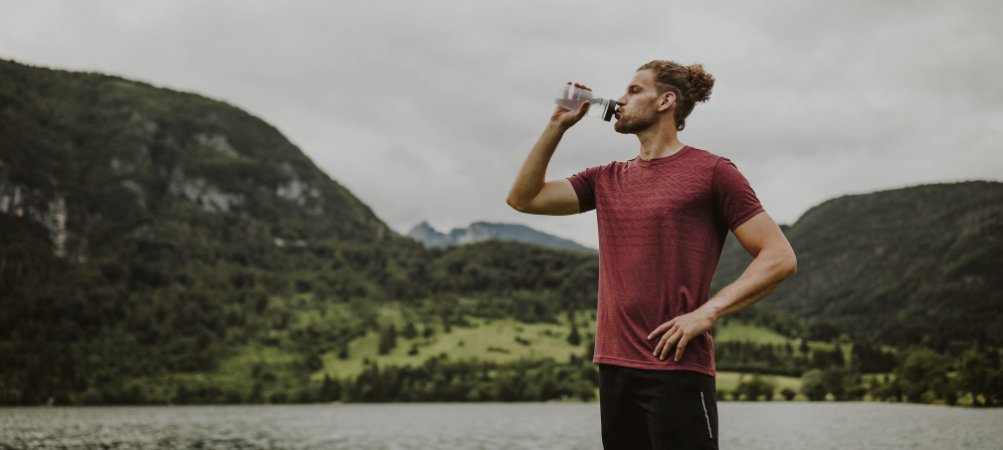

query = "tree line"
[722,343,1002,405]
[713,339,896,377]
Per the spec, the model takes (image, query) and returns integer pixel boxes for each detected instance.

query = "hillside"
[0,61,386,254]
[0,59,601,405]
[407,221,596,253]
[713,182,1003,347]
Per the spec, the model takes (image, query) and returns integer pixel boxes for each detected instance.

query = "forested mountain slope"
[0,59,600,405]
[713,182,1003,347]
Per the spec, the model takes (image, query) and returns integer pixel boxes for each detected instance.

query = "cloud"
[1,0,1000,247]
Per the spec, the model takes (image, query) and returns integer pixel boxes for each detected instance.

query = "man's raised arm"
[506,84,591,216]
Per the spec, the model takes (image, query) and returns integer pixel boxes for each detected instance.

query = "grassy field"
[202,309,827,380]
[713,320,790,344]
[310,310,821,379]
[198,308,865,403]
[315,310,598,380]
[118,310,906,405]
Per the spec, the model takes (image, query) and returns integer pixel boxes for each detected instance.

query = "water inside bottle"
[586,98,616,122]
[554,84,593,111]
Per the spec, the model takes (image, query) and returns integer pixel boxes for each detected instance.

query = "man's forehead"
[628,69,655,89]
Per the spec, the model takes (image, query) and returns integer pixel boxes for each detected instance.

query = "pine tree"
[567,321,581,346]
[402,322,418,340]
[378,327,395,355]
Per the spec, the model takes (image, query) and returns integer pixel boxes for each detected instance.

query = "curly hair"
[637,60,715,131]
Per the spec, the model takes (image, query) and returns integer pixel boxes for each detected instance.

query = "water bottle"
[554,83,616,122]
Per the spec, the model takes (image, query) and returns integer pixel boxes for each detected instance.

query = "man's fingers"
[653,328,672,356]
[575,100,590,118]
[658,330,683,360]
[659,331,681,360]
[674,335,691,362]
[653,324,677,353]
[648,320,675,340]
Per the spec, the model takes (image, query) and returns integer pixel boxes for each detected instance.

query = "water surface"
[1,402,1000,449]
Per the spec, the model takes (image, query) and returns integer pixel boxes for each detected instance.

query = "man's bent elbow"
[780,252,798,279]
[506,196,529,213]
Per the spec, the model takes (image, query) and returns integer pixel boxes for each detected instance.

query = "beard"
[613,99,657,134]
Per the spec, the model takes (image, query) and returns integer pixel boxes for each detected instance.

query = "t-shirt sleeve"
[567,165,603,213]
[712,158,765,230]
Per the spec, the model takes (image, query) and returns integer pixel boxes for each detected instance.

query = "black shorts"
[599,364,718,450]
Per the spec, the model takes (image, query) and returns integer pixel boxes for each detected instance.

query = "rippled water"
[1,402,1001,450]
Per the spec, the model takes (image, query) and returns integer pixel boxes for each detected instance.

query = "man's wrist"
[546,120,570,134]
[701,299,725,322]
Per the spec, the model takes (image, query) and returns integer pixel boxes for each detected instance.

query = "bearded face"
[613,97,658,134]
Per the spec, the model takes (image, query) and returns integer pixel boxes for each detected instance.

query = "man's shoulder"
[582,160,629,176]
[682,146,724,163]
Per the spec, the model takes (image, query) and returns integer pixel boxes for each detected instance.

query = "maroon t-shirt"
[568,146,764,377]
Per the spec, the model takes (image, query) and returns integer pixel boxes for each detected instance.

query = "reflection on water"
[1,402,1001,450]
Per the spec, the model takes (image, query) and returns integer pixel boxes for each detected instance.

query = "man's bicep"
[523,179,581,216]
[731,212,787,258]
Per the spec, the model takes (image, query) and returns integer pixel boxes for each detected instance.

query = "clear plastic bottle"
[554,83,616,122]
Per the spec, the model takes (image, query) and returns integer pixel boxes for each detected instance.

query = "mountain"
[407,221,597,253]
[712,181,1003,347]
[0,60,389,256]
[0,59,600,405]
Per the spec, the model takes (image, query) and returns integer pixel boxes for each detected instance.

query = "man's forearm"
[506,122,565,210]
[701,247,796,320]
[649,243,796,362]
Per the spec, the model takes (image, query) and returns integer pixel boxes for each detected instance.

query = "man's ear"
[658,92,676,112]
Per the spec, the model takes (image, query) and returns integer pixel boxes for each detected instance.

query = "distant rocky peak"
[407,221,595,252]
[407,221,450,247]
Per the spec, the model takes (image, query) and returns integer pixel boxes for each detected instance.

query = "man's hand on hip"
[645,212,797,362]
[647,308,717,362]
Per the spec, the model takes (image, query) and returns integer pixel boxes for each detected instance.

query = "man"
[506,61,797,449]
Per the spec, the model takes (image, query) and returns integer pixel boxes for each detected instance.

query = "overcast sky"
[2,1,1001,248]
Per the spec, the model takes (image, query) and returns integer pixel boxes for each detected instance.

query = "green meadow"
[196,304,816,402]
[316,312,598,380]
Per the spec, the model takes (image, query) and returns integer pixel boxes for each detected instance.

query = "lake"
[1,402,1001,449]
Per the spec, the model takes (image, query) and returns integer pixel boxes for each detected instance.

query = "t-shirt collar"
[631,145,693,168]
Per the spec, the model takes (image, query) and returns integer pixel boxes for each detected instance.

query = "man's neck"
[635,121,686,161]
